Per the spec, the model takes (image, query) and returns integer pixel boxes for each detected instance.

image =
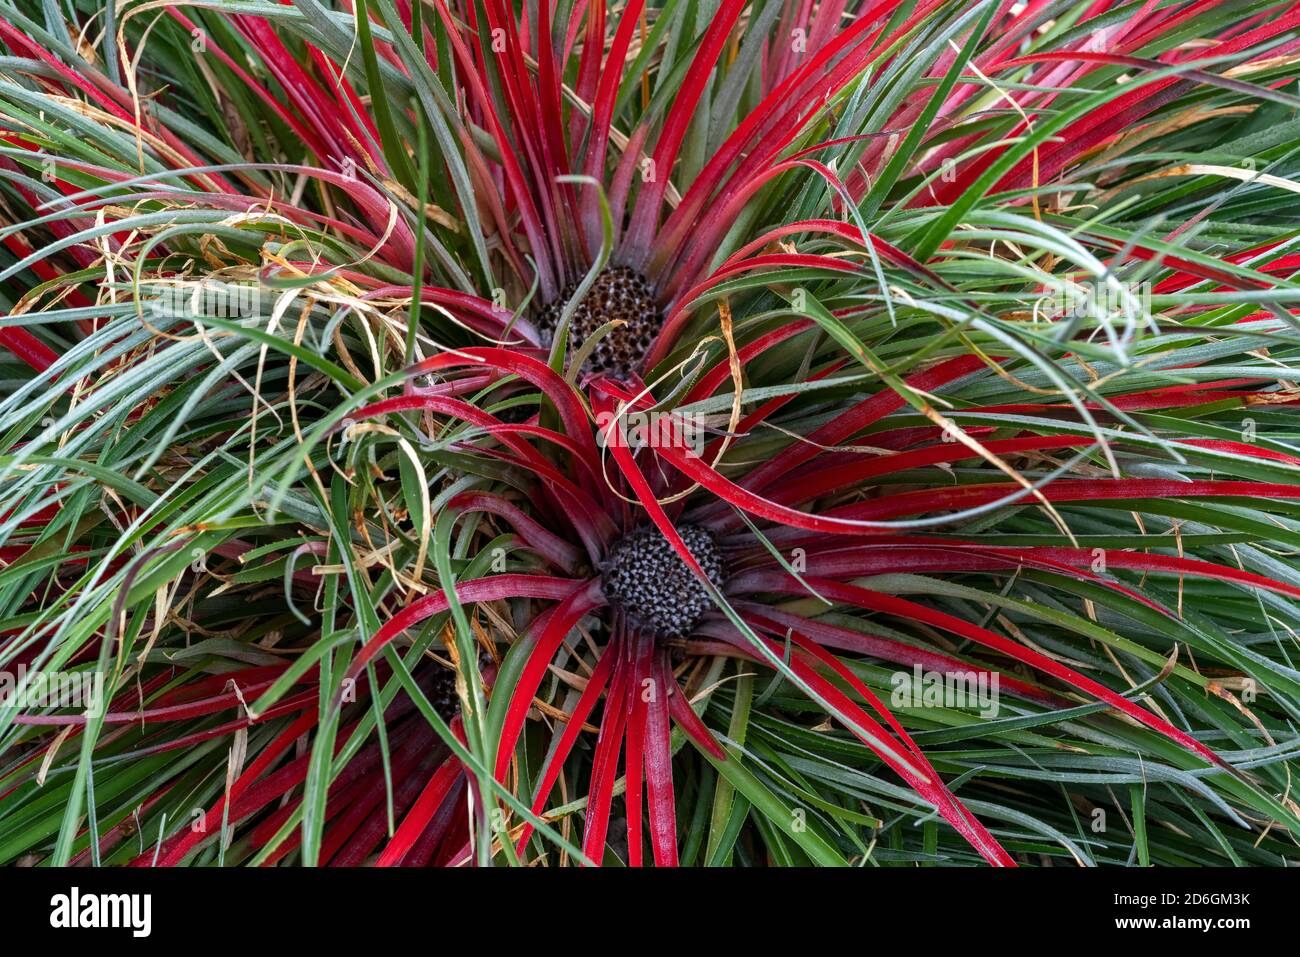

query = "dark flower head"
[602,524,726,638]
[538,266,660,379]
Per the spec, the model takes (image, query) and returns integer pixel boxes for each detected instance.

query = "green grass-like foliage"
[0,0,1298,866]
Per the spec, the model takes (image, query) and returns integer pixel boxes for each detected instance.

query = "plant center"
[601,525,726,638]
[538,265,658,379]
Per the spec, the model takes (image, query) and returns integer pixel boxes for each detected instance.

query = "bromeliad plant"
[336,345,1300,866]
[1,0,1300,866]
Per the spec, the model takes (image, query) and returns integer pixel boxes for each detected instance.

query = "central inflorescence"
[538,265,659,379]
[601,525,726,638]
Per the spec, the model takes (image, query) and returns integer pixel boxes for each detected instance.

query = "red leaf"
[513,646,616,854]
[644,651,680,866]
[375,753,463,867]
[345,575,586,687]
[494,580,605,780]
[770,575,1226,769]
[581,655,631,864]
